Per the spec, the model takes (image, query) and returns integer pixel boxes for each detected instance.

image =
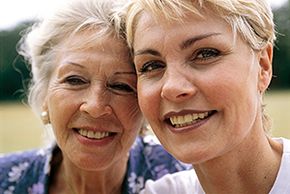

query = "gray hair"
[18,0,127,115]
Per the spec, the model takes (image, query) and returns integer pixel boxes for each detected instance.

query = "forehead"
[58,30,130,59]
[133,10,232,46]
[139,8,230,29]
[64,30,126,50]
[55,30,132,70]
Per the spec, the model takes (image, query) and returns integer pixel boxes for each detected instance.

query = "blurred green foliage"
[271,2,290,89]
[0,21,33,101]
[0,2,290,101]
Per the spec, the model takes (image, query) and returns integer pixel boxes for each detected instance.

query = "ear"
[257,43,273,93]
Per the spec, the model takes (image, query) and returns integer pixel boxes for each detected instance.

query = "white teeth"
[177,116,183,124]
[169,112,211,126]
[80,129,88,136]
[87,131,95,138]
[78,129,110,139]
[198,113,205,119]
[170,117,177,124]
[185,114,192,123]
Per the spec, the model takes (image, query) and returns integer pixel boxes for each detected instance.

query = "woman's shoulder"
[0,148,44,169]
[0,145,54,167]
[272,137,290,154]
[280,137,290,151]
[0,145,55,194]
[268,137,290,193]
[140,169,199,194]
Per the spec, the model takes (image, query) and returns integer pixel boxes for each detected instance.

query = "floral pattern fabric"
[0,135,190,194]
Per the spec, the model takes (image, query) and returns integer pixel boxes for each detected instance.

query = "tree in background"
[0,22,32,101]
[272,1,290,89]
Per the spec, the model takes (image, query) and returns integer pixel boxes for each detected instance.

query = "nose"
[161,69,196,102]
[80,88,113,118]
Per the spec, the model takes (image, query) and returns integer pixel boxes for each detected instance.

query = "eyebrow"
[180,32,221,50]
[64,62,136,75]
[61,61,85,68]
[134,48,161,57]
[134,32,221,57]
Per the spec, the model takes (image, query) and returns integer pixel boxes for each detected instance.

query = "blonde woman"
[123,0,290,193]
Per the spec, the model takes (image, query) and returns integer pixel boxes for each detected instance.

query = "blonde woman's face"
[44,31,143,170]
[133,11,271,164]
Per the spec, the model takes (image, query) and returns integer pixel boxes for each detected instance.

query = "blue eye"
[65,76,87,85]
[139,60,165,73]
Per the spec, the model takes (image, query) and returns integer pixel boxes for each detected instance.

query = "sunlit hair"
[18,0,127,115]
[125,0,276,51]
[124,0,276,132]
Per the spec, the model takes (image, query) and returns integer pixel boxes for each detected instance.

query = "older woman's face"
[44,31,143,169]
[133,11,271,164]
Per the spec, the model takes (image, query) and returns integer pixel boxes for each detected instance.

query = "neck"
[193,129,282,194]
[49,152,128,194]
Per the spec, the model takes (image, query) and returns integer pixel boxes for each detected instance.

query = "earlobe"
[258,43,273,93]
[41,101,50,125]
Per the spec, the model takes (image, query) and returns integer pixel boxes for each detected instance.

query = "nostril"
[161,76,196,101]
[178,93,189,97]
[103,105,113,114]
[80,101,113,118]
[161,87,196,102]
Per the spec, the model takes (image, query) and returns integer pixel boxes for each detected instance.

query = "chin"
[169,146,211,165]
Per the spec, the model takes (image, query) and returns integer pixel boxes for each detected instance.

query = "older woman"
[124,0,290,193]
[0,0,189,193]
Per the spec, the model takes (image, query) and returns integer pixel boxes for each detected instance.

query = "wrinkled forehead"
[60,29,132,66]
[59,29,118,51]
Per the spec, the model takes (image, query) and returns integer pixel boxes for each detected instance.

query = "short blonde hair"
[125,0,276,51]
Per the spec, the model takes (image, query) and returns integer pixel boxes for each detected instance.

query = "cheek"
[115,97,143,148]
[205,70,259,130]
[205,74,256,111]
[47,90,77,134]
[202,63,257,99]
[114,96,143,130]
[137,81,160,120]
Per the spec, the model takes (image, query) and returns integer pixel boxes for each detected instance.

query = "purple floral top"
[0,135,189,194]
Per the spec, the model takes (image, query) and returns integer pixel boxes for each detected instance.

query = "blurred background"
[1,0,290,153]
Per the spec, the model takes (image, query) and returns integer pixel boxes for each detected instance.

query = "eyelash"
[138,60,165,74]
[137,48,220,74]
[107,82,136,94]
[192,48,221,62]
[64,75,88,86]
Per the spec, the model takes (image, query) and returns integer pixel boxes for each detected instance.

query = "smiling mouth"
[166,111,216,128]
[74,128,116,140]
